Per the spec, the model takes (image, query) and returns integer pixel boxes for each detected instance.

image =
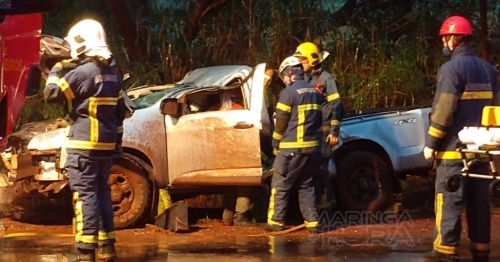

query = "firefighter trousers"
[315,131,335,205]
[223,186,259,222]
[315,158,335,206]
[66,153,116,250]
[433,160,491,255]
[267,149,319,228]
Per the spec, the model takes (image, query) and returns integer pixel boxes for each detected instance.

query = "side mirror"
[160,98,181,117]
[25,65,41,97]
[0,0,58,15]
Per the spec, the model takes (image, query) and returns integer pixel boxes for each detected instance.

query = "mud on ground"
[3,176,500,261]
[0,175,496,237]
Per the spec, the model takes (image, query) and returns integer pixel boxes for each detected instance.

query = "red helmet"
[439,16,472,36]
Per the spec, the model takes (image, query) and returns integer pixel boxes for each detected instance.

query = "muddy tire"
[109,159,151,229]
[333,151,393,213]
[489,179,500,198]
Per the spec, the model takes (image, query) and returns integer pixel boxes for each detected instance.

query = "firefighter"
[293,42,343,208]
[423,16,500,262]
[222,186,260,226]
[262,56,323,232]
[44,19,126,262]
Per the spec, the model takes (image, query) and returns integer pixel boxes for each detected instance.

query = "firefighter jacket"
[425,46,500,160]
[306,68,344,136]
[272,78,323,152]
[43,58,126,157]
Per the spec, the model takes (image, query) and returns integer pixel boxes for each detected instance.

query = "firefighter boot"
[261,222,284,232]
[97,244,117,261]
[424,249,458,262]
[305,220,321,234]
[62,248,96,262]
[471,248,490,262]
[233,212,255,227]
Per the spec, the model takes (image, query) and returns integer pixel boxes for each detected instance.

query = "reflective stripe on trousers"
[267,150,320,226]
[67,153,116,249]
[433,161,491,254]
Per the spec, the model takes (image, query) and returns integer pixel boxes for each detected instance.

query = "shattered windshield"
[131,85,189,109]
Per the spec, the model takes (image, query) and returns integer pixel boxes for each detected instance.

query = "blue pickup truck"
[330,105,433,212]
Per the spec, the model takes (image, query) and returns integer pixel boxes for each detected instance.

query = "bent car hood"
[27,128,66,151]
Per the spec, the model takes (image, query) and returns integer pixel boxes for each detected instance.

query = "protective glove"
[423,146,435,162]
[272,138,280,156]
[326,134,339,147]
[264,69,274,87]
[273,148,279,156]
[51,59,79,77]
[60,59,79,69]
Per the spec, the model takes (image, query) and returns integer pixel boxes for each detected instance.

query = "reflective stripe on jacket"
[425,46,500,160]
[272,79,323,150]
[44,58,126,155]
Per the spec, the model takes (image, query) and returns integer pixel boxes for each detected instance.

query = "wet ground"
[1,176,500,261]
[2,214,500,262]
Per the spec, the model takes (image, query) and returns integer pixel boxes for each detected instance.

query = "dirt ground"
[2,176,500,261]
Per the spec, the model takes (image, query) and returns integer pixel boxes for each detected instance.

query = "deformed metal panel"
[166,110,262,186]
[179,65,252,87]
[122,106,169,185]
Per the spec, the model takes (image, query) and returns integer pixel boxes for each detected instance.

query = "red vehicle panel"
[0,14,42,150]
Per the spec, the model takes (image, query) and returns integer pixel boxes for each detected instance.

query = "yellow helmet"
[293,42,322,66]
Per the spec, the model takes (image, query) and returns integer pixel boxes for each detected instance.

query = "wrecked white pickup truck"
[1,35,435,229]
[2,62,272,229]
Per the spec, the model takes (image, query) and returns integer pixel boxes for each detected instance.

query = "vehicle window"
[183,87,246,115]
[130,80,246,112]
[131,85,185,110]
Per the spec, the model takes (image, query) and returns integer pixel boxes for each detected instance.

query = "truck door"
[165,63,266,186]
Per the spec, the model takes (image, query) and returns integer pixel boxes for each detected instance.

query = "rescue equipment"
[444,106,500,197]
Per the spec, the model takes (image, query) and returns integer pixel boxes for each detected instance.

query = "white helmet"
[279,56,302,75]
[64,19,112,60]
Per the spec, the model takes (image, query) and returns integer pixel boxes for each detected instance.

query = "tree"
[106,0,149,63]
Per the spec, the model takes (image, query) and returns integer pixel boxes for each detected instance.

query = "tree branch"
[442,0,482,34]
[185,0,230,41]
[106,0,149,63]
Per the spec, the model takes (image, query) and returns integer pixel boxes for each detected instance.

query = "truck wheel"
[333,151,393,213]
[444,174,462,193]
[489,179,500,198]
[109,161,151,229]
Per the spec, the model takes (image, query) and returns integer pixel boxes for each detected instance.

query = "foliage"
[133,0,500,109]
[21,0,500,125]
[17,78,65,127]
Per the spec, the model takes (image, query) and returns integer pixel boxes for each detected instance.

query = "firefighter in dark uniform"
[262,56,323,232]
[44,19,126,262]
[293,42,344,208]
[423,16,500,262]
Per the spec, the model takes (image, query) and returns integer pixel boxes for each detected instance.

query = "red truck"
[0,0,57,151]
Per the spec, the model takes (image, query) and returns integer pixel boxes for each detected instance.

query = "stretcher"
[443,106,500,197]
